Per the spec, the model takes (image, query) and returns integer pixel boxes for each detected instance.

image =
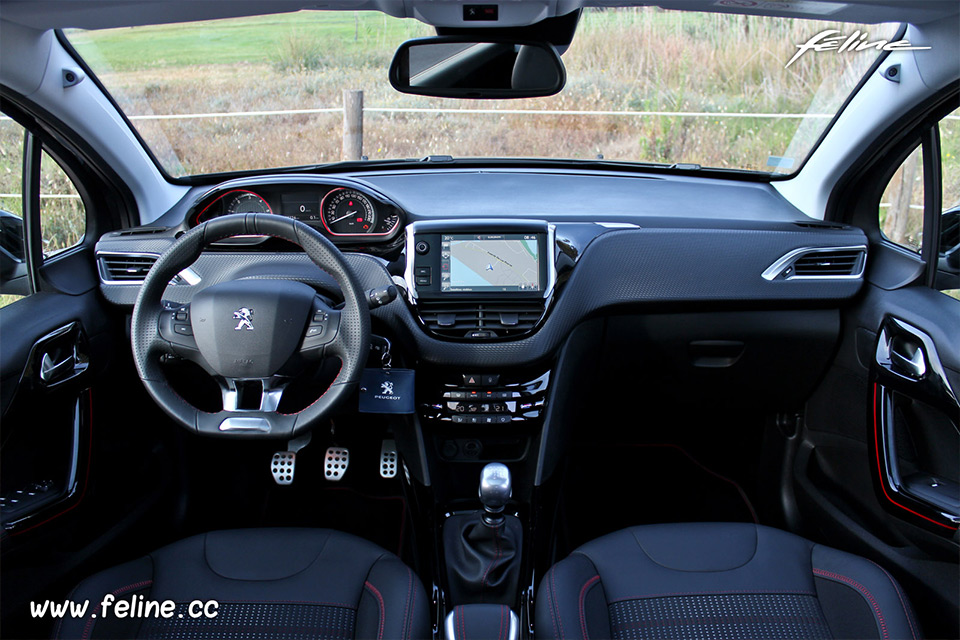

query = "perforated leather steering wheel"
[131,214,370,439]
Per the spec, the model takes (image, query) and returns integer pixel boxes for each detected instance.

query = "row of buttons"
[452,414,512,424]
[302,309,334,349]
[452,402,507,413]
[462,374,500,386]
[415,266,431,286]
[173,307,192,336]
[444,390,515,400]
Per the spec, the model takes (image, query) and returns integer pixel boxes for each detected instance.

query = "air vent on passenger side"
[98,253,158,283]
[416,300,546,339]
[762,246,866,281]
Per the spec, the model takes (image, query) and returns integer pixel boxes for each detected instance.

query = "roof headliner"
[1,0,957,32]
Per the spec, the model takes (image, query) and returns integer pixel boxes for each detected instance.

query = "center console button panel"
[421,371,549,425]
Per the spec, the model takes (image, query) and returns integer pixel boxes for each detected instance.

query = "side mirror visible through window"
[0,209,29,296]
[938,207,959,272]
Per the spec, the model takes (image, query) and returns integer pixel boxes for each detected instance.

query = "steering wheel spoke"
[219,376,290,413]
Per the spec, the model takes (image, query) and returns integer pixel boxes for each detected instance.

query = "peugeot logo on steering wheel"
[233,307,255,331]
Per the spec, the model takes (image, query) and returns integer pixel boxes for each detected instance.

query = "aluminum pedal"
[271,452,296,485]
[380,440,398,478]
[324,447,350,481]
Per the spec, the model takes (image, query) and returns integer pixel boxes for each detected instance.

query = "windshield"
[65,9,899,177]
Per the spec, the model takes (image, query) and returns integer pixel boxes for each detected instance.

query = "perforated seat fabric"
[54,528,429,640]
[536,523,921,640]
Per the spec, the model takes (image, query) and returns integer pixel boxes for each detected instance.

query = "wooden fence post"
[343,90,363,161]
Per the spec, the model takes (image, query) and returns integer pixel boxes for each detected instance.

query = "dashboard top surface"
[154,168,814,237]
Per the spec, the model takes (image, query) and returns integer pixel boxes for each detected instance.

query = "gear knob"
[479,463,512,526]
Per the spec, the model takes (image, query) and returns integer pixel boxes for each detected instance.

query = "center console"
[401,220,561,638]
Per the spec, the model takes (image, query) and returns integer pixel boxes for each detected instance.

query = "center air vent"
[416,300,546,339]
[762,246,866,281]
[98,253,158,283]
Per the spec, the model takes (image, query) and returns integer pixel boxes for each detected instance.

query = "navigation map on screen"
[440,234,540,293]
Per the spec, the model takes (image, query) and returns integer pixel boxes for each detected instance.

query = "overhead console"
[405,220,556,341]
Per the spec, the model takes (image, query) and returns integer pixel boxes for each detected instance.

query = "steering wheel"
[131,213,370,439]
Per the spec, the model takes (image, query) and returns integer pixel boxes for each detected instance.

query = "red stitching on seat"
[363,581,385,640]
[813,568,889,639]
[498,604,505,640]
[868,560,919,640]
[579,575,601,640]
[551,567,566,640]
[81,580,153,640]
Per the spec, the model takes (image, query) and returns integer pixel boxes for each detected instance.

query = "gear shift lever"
[479,462,512,527]
[444,462,522,605]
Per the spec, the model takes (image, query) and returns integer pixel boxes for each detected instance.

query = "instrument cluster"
[191,182,404,242]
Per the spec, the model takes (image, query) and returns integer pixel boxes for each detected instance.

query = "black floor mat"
[264,485,407,556]
[556,442,758,554]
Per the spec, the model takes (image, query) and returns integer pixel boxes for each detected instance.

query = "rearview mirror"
[389,37,565,99]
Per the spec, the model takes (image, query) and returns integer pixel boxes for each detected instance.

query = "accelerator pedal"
[380,440,398,478]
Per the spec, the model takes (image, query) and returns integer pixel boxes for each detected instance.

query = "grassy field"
[61,9,899,175]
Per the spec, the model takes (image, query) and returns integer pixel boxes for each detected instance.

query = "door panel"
[794,282,960,638]
[0,278,113,532]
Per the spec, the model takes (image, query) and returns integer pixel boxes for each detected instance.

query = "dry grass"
[77,8,898,176]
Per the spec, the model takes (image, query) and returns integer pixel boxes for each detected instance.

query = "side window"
[939,108,959,299]
[0,120,87,309]
[879,144,924,252]
[40,150,86,256]
[0,121,27,309]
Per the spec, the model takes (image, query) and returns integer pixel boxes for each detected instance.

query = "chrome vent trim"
[416,300,547,339]
[762,245,867,281]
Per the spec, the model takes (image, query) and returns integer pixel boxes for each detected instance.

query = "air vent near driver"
[98,253,200,286]
[98,254,157,282]
[762,246,866,281]
[416,300,546,339]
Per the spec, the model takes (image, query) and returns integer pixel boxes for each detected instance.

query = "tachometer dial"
[321,188,377,235]
[226,191,272,214]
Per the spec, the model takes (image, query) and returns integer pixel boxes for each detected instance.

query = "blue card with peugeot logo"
[358,368,416,414]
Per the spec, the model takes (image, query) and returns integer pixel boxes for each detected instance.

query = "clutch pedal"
[271,433,311,486]
[324,447,350,481]
[380,440,398,478]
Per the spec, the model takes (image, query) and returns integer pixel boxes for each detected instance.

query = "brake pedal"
[271,433,311,486]
[380,440,398,478]
[324,447,350,481]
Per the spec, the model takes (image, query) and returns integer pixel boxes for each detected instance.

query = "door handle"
[888,335,926,379]
[40,350,78,383]
[24,322,89,388]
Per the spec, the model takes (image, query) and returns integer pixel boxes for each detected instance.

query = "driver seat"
[54,528,429,640]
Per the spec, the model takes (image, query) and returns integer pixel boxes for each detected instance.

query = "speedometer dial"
[226,191,272,214]
[321,188,377,235]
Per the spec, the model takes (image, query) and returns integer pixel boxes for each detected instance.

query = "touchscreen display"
[440,234,541,293]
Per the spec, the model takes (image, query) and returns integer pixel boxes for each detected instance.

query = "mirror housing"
[0,209,29,295]
[939,207,959,269]
[389,37,565,99]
